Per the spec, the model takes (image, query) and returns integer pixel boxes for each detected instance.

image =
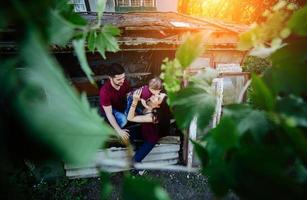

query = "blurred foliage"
[0,0,118,164]
[0,0,124,197]
[164,1,307,199]
[191,2,307,199]
[0,0,172,199]
[160,33,218,131]
[175,32,207,69]
[122,175,170,200]
[242,55,271,74]
[100,171,113,200]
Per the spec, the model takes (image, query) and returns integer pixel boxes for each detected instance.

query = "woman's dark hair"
[108,63,125,77]
[152,97,171,137]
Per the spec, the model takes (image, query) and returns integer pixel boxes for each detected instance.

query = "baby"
[140,77,163,111]
[125,77,165,115]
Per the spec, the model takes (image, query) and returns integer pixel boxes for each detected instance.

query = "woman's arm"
[141,99,150,109]
[127,89,153,123]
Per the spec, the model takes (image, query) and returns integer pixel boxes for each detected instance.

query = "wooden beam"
[71,72,151,83]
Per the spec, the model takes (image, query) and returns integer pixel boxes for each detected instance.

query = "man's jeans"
[113,109,127,128]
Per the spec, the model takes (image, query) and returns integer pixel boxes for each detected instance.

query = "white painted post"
[212,78,224,128]
[187,117,197,168]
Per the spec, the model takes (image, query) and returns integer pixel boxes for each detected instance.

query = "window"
[143,0,154,7]
[131,0,141,7]
[69,0,89,12]
[116,0,155,7]
[117,0,130,6]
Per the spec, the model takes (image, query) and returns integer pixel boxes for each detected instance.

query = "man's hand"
[116,128,130,144]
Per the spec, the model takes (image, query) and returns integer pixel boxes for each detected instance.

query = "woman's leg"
[133,141,156,163]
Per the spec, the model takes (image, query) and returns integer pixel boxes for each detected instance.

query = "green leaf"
[191,140,208,167]
[282,122,307,162]
[87,30,97,53]
[202,117,239,196]
[288,6,307,36]
[96,33,107,59]
[189,67,218,88]
[95,29,120,59]
[100,171,113,200]
[223,104,270,140]
[276,95,307,128]
[238,30,255,50]
[18,31,114,164]
[97,0,106,22]
[101,31,120,52]
[73,38,95,84]
[267,39,307,94]
[176,32,207,68]
[103,24,121,36]
[59,4,87,26]
[293,160,307,183]
[161,58,182,93]
[122,176,170,200]
[48,11,75,46]
[171,85,216,130]
[207,117,239,153]
[250,74,275,111]
[0,59,19,97]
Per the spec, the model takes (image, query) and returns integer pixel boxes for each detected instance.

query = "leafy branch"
[160,31,218,131]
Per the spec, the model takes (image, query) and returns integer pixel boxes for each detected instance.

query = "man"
[100,63,131,142]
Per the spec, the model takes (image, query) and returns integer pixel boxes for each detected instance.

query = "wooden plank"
[107,135,180,145]
[65,150,179,170]
[103,144,180,158]
[140,152,178,162]
[64,144,180,169]
[158,136,180,144]
[66,159,179,179]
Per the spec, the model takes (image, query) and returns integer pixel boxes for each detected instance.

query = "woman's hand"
[132,88,142,102]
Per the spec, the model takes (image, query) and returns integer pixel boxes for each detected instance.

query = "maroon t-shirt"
[99,79,131,113]
[140,85,153,101]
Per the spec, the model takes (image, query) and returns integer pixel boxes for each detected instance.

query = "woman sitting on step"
[127,88,171,163]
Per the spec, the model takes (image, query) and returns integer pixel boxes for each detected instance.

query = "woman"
[127,89,171,163]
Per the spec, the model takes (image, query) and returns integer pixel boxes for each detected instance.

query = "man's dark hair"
[108,63,125,77]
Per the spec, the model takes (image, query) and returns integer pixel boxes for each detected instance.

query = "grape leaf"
[73,37,95,85]
[288,5,307,36]
[18,31,114,164]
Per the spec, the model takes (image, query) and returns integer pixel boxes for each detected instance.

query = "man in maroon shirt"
[99,63,131,142]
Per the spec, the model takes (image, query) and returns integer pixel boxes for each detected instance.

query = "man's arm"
[103,105,130,142]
